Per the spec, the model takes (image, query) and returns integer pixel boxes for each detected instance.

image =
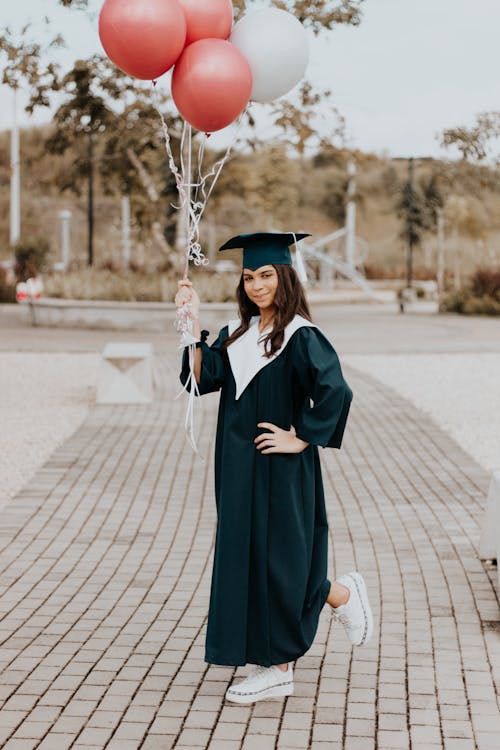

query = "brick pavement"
[0,344,499,749]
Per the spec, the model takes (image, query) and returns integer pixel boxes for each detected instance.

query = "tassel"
[291,231,308,284]
[294,245,308,284]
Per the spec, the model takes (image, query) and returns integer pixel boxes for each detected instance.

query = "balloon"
[172,39,252,132]
[178,0,233,45]
[230,7,309,102]
[99,0,187,80]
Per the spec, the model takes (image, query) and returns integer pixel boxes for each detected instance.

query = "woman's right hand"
[175,279,200,318]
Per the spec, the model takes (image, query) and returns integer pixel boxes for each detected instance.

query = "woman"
[176,232,373,704]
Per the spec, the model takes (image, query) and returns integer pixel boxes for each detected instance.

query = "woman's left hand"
[255,422,309,454]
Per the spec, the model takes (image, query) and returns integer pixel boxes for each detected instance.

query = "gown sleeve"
[291,326,353,449]
[179,325,228,396]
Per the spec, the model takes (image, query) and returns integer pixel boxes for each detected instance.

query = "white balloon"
[230,7,309,103]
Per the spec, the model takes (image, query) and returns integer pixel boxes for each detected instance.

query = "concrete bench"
[479,470,500,592]
[97,342,154,404]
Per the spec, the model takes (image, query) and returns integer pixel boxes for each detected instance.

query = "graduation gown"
[179,313,353,667]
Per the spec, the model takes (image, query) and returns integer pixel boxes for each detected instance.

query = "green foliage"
[321,171,348,224]
[440,291,500,316]
[440,111,500,162]
[419,172,445,231]
[395,175,426,247]
[313,146,347,170]
[43,266,241,303]
[270,82,346,155]
[469,268,500,298]
[253,144,301,221]
[60,0,367,27]
[0,22,62,111]
[14,237,51,280]
[232,1,365,32]
[379,165,400,196]
[440,267,500,316]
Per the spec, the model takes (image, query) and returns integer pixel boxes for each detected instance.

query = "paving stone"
[1,321,500,750]
[37,733,77,750]
[411,725,443,744]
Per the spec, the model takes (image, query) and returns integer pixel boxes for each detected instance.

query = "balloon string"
[151,82,248,453]
[184,122,192,279]
[152,83,248,275]
[175,341,205,458]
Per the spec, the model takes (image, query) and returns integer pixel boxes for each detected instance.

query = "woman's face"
[243,265,279,310]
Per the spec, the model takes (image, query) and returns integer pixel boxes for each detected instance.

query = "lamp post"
[80,115,94,266]
[10,88,21,247]
[406,156,415,290]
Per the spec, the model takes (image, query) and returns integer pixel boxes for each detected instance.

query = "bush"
[14,237,51,281]
[42,267,241,303]
[469,268,500,299]
[463,295,500,315]
[439,289,470,314]
[440,266,500,315]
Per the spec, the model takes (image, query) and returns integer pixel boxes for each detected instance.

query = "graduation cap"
[218,231,311,282]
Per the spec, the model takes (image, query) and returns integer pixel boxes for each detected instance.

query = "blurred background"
[1,0,499,312]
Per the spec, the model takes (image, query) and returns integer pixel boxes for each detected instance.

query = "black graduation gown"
[179,318,353,667]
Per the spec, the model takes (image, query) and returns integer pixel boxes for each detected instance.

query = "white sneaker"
[225,663,294,703]
[331,571,373,646]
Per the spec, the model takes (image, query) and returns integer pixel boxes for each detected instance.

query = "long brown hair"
[221,264,313,358]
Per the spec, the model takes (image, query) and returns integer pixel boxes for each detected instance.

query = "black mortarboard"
[218,231,311,271]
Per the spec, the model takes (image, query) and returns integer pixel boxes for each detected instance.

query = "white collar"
[226,314,316,400]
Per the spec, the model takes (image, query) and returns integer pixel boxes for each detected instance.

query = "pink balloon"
[172,39,252,132]
[99,0,186,80]
[178,0,233,45]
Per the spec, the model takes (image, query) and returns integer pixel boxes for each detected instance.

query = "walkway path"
[0,324,499,749]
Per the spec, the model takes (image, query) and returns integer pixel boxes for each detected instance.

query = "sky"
[1,0,498,159]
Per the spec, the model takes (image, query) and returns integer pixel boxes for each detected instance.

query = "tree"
[0,22,62,110]
[3,0,367,267]
[45,55,182,267]
[60,1,366,32]
[419,171,445,232]
[440,111,500,163]
[395,170,426,248]
[57,1,365,154]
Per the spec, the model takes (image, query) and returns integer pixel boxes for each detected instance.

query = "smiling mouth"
[254,294,269,300]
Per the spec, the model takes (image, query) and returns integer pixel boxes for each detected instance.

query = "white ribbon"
[152,81,249,452]
[291,231,309,283]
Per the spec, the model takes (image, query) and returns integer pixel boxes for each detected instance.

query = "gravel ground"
[0,353,99,509]
[344,353,500,473]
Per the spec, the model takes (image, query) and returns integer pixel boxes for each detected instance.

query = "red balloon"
[99,0,186,80]
[178,0,233,45]
[172,39,252,132]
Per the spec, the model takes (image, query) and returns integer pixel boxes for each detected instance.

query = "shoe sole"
[225,681,294,703]
[344,571,374,646]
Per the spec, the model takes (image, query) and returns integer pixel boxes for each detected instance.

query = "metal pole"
[345,160,356,267]
[87,130,94,266]
[10,89,21,246]
[121,195,131,268]
[436,207,445,297]
[407,157,414,289]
